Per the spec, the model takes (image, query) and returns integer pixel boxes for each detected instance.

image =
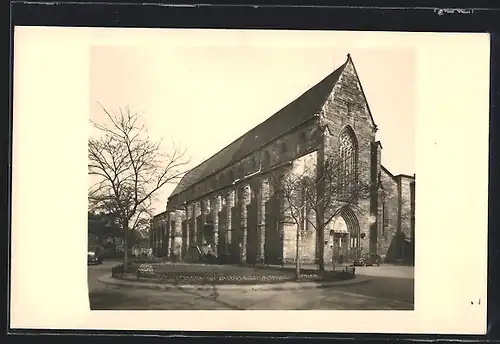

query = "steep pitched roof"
[169,57,349,198]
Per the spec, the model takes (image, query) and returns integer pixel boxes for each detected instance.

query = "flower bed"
[112,260,356,285]
[137,263,156,278]
[118,268,354,286]
[149,273,324,284]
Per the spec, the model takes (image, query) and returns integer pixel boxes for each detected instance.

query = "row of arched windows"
[211,129,310,188]
[192,127,350,197]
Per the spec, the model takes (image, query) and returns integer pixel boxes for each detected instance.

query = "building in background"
[88,212,123,258]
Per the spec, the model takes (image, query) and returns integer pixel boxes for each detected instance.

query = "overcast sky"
[90,36,415,214]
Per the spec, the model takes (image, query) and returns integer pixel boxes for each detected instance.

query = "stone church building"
[151,54,415,265]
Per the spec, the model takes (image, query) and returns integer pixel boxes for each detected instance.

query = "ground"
[88,260,414,310]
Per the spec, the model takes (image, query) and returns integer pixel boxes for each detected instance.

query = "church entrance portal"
[327,208,360,264]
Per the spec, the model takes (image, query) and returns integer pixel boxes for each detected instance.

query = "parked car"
[88,246,103,265]
[353,253,382,266]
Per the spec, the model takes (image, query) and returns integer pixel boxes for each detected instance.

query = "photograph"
[11,27,488,334]
[87,40,416,311]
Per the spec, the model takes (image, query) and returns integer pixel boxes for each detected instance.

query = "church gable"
[320,55,377,135]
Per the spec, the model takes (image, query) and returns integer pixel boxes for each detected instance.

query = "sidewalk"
[97,273,371,292]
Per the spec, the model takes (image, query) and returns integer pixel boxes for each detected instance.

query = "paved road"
[88,261,414,310]
[353,265,414,279]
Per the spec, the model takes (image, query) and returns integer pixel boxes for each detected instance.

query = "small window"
[280,142,288,161]
[297,132,307,154]
[280,142,287,153]
[252,157,258,170]
[263,151,271,167]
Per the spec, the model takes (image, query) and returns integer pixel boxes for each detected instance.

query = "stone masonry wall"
[378,168,399,261]
[318,58,378,259]
[398,175,414,239]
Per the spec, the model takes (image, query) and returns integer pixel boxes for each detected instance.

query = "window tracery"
[339,127,357,199]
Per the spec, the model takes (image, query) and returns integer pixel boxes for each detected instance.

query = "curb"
[96,274,372,292]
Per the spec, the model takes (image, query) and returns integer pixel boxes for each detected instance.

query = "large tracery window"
[339,127,357,200]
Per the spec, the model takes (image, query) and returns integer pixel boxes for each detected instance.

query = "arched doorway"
[325,207,360,264]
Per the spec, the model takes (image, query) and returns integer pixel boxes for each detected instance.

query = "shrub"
[111,264,124,277]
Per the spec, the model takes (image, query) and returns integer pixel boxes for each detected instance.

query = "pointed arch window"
[339,127,357,199]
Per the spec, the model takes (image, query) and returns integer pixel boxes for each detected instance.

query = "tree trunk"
[295,222,300,280]
[317,227,325,271]
[123,220,129,273]
[316,207,325,271]
[401,233,405,262]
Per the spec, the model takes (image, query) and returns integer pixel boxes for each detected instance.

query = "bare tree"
[88,105,190,271]
[89,190,154,240]
[274,164,308,279]
[275,151,375,272]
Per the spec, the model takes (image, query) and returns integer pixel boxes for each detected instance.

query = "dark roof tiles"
[169,58,349,198]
